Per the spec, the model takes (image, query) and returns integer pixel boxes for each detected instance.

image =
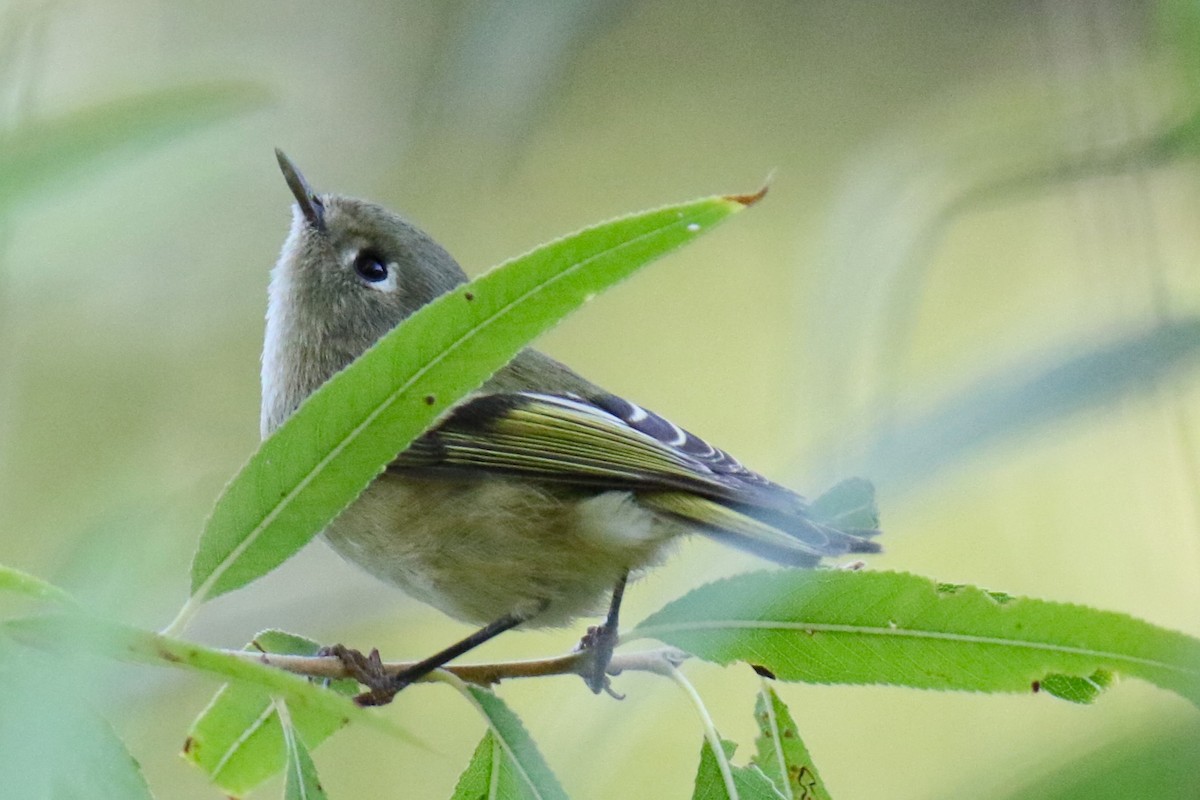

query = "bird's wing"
[392,392,792,507]
[389,391,880,562]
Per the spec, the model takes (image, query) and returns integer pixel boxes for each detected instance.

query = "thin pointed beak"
[275,148,326,233]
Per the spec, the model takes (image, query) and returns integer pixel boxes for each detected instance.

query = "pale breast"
[322,474,681,627]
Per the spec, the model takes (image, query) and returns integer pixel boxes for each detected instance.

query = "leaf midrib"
[757,688,791,800]
[466,690,554,800]
[634,620,1199,676]
[209,702,275,782]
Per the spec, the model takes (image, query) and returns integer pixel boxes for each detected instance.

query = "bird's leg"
[326,612,529,706]
[577,571,628,696]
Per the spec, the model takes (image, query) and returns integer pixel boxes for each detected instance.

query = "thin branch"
[226,645,690,688]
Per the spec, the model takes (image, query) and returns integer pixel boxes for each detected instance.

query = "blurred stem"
[871,107,1200,427]
[6,4,52,123]
[224,645,689,688]
[0,7,48,521]
[1100,16,1200,548]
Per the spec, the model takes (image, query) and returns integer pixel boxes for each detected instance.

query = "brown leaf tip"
[727,184,769,207]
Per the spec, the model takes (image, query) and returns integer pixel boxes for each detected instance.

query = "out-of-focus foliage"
[847,318,1200,490]
[977,717,1200,799]
[1,0,1198,798]
[2,611,414,742]
[0,641,154,799]
[0,81,268,209]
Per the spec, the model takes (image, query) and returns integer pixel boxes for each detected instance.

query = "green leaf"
[0,563,76,606]
[184,189,762,611]
[184,630,356,795]
[630,570,1200,706]
[692,738,786,800]
[66,712,158,800]
[456,686,568,800]
[451,730,542,800]
[1160,0,1200,100]
[14,708,155,800]
[751,686,830,800]
[981,715,1200,800]
[0,81,269,206]
[4,614,416,744]
[0,641,153,799]
[279,700,329,800]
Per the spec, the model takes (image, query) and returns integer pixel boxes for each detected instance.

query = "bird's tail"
[640,477,881,567]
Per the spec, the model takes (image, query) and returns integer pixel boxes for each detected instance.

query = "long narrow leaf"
[0,563,75,606]
[456,685,568,800]
[630,570,1200,706]
[4,613,416,744]
[0,81,268,206]
[692,738,787,800]
[278,699,329,800]
[185,190,762,611]
[451,730,539,800]
[751,685,829,800]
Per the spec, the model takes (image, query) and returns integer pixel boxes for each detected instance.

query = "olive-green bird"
[263,150,880,704]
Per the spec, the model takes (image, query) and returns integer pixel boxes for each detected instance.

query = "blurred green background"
[2,0,1199,797]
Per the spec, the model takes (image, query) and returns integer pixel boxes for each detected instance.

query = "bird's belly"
[322,474,679,627]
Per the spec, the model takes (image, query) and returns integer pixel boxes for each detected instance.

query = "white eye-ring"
[352,249,397,291]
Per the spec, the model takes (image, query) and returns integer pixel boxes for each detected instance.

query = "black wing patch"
[587,393,786,490]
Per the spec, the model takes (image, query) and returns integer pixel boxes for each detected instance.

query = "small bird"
[263,150,881,704]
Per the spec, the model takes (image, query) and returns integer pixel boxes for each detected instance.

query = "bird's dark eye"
[353,250,389,282]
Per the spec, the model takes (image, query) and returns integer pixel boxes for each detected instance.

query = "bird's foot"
[574,624,624,699]
[319,644,400,707]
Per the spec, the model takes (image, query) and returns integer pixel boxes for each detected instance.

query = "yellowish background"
[1,1,1199,797]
